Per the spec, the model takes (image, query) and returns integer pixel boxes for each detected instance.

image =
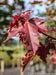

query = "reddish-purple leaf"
[4,11,49,55]
[3,10,52,71]
[36,38,55,62]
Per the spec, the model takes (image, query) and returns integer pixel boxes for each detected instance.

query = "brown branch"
[40,31,56,40]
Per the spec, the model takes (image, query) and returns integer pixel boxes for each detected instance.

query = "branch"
[40,31,56,40]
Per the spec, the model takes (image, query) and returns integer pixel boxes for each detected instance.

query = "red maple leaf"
[3,10,49,55]
[3,10,53,71]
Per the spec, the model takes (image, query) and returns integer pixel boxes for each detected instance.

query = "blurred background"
[0,0,56,75]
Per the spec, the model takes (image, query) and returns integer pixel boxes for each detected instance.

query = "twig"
[40,31,56,40]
